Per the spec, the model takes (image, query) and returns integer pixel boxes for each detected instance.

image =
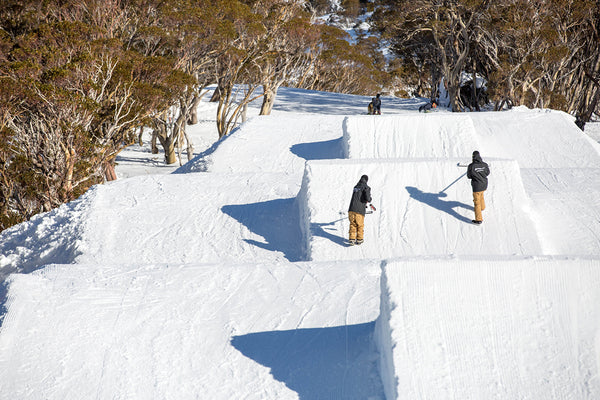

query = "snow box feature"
[342,114,479,159]
[297,159,541,261]
[375,258,600,400]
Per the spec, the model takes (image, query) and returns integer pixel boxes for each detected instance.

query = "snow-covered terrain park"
[1,87,599,399]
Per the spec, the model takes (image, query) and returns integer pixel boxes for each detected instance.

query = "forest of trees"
[372,0,600,117]
[1,0,599,231]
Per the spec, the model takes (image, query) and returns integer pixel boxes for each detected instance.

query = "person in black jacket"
[372,94,381,115]
[419,99,437,112]
[348,175,372,245]
[467,151,490,224]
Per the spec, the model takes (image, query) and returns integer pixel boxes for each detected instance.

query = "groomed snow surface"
[1,88,600,399]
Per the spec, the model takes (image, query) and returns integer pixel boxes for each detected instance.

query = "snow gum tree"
[130,0,236,163]
[211,2,267,138]
[0,0,185,230]
[373,0,494,111]
[372,0,599,119]
[298,24,383,95]
[482,0,599,123]
[249,0,319,115]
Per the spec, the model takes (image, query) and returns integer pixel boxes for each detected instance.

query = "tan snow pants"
[473,191,486,222]
[348,211,365,241]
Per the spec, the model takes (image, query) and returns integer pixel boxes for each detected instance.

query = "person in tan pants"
[472,191,486,222]
[467,151,490,224]
[347,175,372,245]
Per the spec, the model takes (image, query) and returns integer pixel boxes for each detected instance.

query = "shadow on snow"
[310,217,348,247]
[174,127,238,173]
[221,198,304,262]
[0,282,7,329]
[290,137,344,161]
[231,321,384,400]
[406,185,474,224]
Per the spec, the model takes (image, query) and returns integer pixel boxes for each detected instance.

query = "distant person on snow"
[419,99,437,112]
[467,151,490,224]
[348,175,372,245]
[371,94,381,115]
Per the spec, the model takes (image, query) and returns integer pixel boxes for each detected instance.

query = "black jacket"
[419,103,432,112]
[467,154,490,192]
[372,97,381,108]
[348,177,372,215]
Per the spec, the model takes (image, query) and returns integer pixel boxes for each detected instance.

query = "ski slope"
[343,114,479,159]
[470,109,600,168]
[0,261,383,399]
[1,88,599,399]
[377,258,600,400]
[300,158,541,260]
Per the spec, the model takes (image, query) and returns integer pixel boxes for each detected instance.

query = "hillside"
[0,88,599,399]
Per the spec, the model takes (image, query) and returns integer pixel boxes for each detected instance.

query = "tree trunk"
[216,84,233,138]
[259,85,277,115]
[210,79,225,102]
[187,95,202,125]
[151,131,159,154]
[159,136,177,164]
[63,146,75,199]
[242,103,248,123]
[103,159,117,181]
[445,68,462,112]
[216,101,227,138]
[448,85,461,112]
[188,108,198,125]
[153,125,177,164]
[472,60,480,111]
[183,114,195,160]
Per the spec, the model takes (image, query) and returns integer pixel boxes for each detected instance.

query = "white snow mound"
[343,114,478,159]
[299,158,540,260]
[376,257,600,400]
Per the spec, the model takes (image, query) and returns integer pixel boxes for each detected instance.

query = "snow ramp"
[342,114,479,159]
[298,158,541,261]
[0,261,383,399]
[470,110,600,254]
[376,257,600,400]
[54,172,305,266]
[180,114,346,175]
[471,109,600,168]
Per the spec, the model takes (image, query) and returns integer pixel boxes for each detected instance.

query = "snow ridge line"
[0,186,99,281]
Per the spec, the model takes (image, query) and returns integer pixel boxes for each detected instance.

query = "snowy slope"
[343,113,479,159]
[0,189,91,280]
[470,109,600,254]
[522,168,600,254]
[0,88,599,399]
[178,114,346,175]
[471,109,600,168]
[300,159,540,260]
[0,261,383,399]
[377,257,600,400]
[75,172,305,265]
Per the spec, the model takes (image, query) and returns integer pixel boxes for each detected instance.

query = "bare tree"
[210,2,268,138]
[373,0,494,111]
[486,0,599,118]
[250,0,319,115]
[297,24,382,95]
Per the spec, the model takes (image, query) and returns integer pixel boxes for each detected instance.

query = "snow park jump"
[298,109,600,398]
[298,158,540,260]
[0,89,599,399]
